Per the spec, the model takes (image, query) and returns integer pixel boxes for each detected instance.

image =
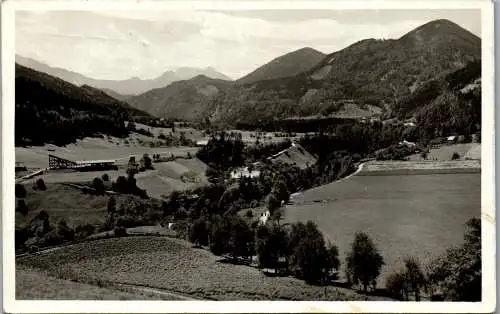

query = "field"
[17,236,390,301]
[16,267,169,300]
[285,171,481,287]
[408,143,481,161]
[15,183,109,229]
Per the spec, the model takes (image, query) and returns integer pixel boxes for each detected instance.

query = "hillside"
[15,55,232,95]
[206,19,480,126]
[101,88,133,101]
[237,47,325,84]
[124,19,479,126]
[126,75,233,120]
[15,64,151,146]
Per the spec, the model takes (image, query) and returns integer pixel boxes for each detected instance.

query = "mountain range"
[16,19,481,129]
[124,19,481,125]
[14,55,232,95]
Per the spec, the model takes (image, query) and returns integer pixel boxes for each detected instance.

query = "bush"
[92,177,105,195]
[75,224,96,240]
[56,219,74,241]
[246,210,253,218]
[114,226,127,237]
[101,173,110,181]
[16,199,28,215]
[15,184,27,198]
[346,231,384,292]
[36,178,46,191]
[107,196,116,214]
[386,271,407,300]
[451,152,460,160]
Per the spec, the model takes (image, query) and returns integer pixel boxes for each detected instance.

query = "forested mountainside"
[125,75,232,120]
[15,64,151,146]
[203,19,480,126]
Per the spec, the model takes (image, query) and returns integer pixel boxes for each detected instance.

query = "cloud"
[15,9,481,81]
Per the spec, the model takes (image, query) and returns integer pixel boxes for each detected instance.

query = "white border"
[2,1,495,313]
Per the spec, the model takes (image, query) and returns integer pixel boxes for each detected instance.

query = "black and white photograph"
[2,1,495,312]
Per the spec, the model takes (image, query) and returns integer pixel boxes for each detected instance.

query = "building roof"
[268,142,317,169]
[75,159,116,165]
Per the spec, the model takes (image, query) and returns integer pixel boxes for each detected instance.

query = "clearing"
[17,236,391,301]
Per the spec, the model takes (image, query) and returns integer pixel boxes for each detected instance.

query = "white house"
[230,167,261,179]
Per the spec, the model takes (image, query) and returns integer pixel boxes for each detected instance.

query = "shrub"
[56,219,75,241]
[101,173,110,182]
[92,177,105,195]
[36,178,46,191]
[16,199,28,215]
[75,224,96,240]
[451,152,460,160]
[346,231,384,292]
[114,226,127,237]
[15,184,27,198]
[107,196,116,214]
[255,223,289,275]
[245,210,253,218]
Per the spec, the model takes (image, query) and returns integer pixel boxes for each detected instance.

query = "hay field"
[286,172,480,286]
[17,236,390,301]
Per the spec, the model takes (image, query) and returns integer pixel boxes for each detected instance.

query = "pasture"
[17,236,390,301]
[286,172,480,287]
[408,143,481,161]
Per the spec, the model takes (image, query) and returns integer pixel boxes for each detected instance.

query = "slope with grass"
[17,236,391,301]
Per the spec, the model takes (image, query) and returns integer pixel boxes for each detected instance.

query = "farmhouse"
[48,154,117,171]
[268,142,317,169]
[230,167,261,179]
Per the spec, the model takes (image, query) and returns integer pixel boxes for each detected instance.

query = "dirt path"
[112,283,203,300]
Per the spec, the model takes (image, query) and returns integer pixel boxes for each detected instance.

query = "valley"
[13,16,482,303]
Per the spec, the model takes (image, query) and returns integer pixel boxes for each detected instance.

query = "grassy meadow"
[285,172,481,286]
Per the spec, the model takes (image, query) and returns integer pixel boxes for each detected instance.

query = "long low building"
[48,154,116,170]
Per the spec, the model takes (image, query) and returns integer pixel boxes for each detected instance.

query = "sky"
[15,9,481,80]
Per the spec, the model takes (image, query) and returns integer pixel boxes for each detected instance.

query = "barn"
[267,142,317,169]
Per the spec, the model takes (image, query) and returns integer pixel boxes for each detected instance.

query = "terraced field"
[286,172,481,286]
[17,236,391,301]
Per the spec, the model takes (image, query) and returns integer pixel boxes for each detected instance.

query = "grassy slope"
[16,267,168,300]
[285,172,480,287]
[17,236,390,301]
[16,183,109,229]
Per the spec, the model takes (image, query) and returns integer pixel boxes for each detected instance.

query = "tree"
[451,152,460,160]
[141,153,153,170]
[386,271,408,300]
[403,257,426,301]
[266,193,281,215]
[101,173,110,182]
[255,223,289,274]
[92,177,105,195]
[427,217,481,301]
[346,231,384,293]
[107,196,116,214]
[288,221,339,284]
[15,184,27,198]
[189,217,210,247]
[210,215,231,255]
[36,178,46,191]
[16,199,28,215]
[228,215,254,262]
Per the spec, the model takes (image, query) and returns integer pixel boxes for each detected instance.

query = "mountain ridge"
[14,55,232,95]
